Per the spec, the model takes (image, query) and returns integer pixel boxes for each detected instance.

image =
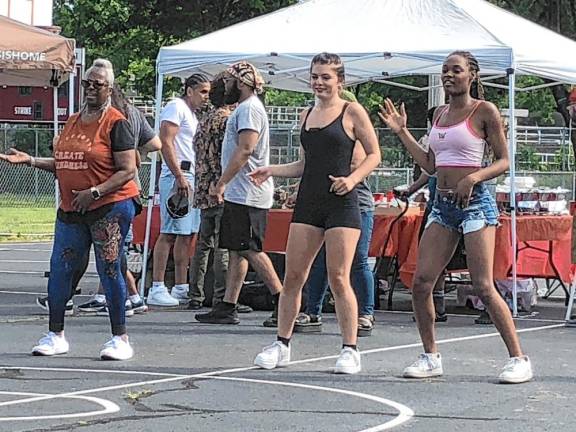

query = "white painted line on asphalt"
[288,323,564,366]
[2,366,186,377]
[0,249,52,252]
[211,376,414,431]
[0,323,563,412]
[0,260,96,264]
[0,391,118,421]
[0,271,45,275]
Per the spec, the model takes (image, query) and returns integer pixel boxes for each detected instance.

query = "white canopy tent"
[146,0,576,317]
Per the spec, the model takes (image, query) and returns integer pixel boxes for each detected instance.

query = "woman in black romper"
[250,53,381,374]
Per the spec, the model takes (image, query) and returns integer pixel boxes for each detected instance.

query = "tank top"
[298,103,357,205]
[429,102,486,168]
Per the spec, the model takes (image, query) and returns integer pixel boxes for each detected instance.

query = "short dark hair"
[310,52,345,83]
[184,73,210,95]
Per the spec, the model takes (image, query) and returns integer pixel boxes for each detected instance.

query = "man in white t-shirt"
[148,74,211,307]
[195,62,283,325]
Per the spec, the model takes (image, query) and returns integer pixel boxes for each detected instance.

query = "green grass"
[0,207,56,242]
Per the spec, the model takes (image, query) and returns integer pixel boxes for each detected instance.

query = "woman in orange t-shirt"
[0,59,138,361]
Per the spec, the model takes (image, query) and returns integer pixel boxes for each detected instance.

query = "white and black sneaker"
[78,296,107,313]
[95,300,134,317]
[36,297,74,316]
[130,299,148,314]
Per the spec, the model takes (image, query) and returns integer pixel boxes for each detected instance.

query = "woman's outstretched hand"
[247,167,272,186]
[0,148,31,165]
[378,98,407,134]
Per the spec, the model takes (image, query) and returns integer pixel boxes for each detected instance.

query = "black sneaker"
[130,299,148,314]
[95,301,134,317]
[236,303,253,314]
[187,300,204,310]
[78,297,107,313]
[262,309,277,327]
[293,313,322,333]
[36,296,74,316]
[195,302,239,324]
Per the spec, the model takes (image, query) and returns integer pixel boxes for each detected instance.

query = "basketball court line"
[0,391,118,421]
[0,323,563,429]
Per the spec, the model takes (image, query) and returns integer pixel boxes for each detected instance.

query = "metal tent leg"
[565,281,576,322]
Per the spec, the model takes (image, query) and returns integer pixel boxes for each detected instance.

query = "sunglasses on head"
[81,79,108,89]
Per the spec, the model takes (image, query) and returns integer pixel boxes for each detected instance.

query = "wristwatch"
[90,186,101,200]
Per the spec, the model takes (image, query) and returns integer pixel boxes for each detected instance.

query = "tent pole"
[507,69,518,317]
[53,85,60,211]
[139,71,164,298]
[427,74,444,109]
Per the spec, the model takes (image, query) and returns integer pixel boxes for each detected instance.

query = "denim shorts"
[425,183,499,234]
[159,172,201,235]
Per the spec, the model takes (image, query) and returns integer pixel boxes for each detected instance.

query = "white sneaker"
[254,341,290,369]
[403,353,443,378]
[147,286,179,306]
[100,336,134,361]
[498,356,533,384]
[334,347,362,374]
[170,287,190,304]
[32,332,69,356]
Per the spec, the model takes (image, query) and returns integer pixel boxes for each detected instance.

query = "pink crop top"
[428,102,485,168]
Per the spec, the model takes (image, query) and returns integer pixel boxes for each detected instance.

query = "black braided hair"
[310,52,345,84]
[184,73,210,95]
[448,51,485,100]
[111,83,130,117]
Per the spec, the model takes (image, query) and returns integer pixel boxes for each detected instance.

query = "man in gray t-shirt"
[195,61,283,326]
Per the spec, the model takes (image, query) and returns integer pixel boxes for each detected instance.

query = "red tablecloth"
[262,208,423,259]
[133,207,573,286]
[399,214,573,288]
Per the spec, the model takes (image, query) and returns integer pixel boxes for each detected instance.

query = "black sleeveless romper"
[292,103,361,230]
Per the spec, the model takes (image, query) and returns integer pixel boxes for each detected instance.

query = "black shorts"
[219,201,268,252]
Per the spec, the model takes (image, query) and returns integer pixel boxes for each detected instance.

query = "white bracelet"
[29,156,36,167]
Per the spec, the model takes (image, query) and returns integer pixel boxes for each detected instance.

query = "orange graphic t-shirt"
[54,107,139,212]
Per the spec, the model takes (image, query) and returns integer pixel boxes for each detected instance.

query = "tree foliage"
[54,0,576,148]
[54,0,298,97]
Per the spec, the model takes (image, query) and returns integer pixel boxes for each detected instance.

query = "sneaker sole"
[146,302,180,307]
[403,370,443,379]
[100,354,133,361]
[254,359,289,369]
[132,306,148,314]
[195,317,240,324]
[334,365,361,374]
[78,308,104,313]
[293,324,322,333]
[262,321,278,328]
[498,372,533,384]
[357,327,372,337]
[32,349,68,356]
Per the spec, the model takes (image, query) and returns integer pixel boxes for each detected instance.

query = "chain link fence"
[1,125,575,207]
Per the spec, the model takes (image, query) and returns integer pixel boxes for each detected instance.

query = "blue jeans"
[304,210,375,316]
[48,199,135,335]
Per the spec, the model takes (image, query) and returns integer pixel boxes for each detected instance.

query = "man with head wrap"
[195,62,283,325]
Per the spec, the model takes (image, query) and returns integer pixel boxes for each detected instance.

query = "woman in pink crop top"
[379,51,532,384]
